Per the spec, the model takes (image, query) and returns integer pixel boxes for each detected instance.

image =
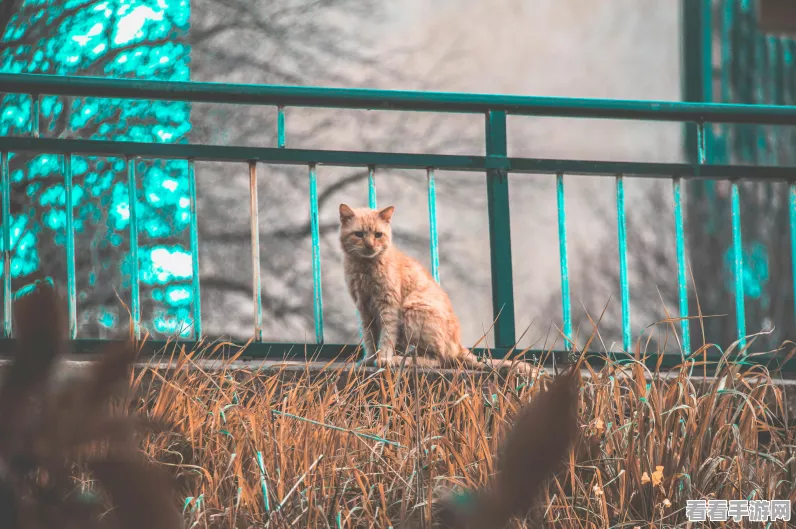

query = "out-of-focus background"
[1,0,794,353]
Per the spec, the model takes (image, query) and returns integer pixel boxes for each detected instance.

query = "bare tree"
[1,0,487,343]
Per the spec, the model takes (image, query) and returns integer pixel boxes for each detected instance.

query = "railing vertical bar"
[126,157,140,340]
[672,177,690,356]
[792,39,796,103]
[721,0,732,103]
[309,163,324,343]
[427,168,440,283]
[777,37,790,166]
[787,40,796,167]
[249,161,263,342]
[368,165,377,209]
[615,174,631,353]
[737,0,753,161]
[754,28,766,164]
[786,45,792,174]
[1,151,11,338]
[484,110,516,352]
[277,106,286,149]
[768,36,779,165]
[555,172,573,349]
[790,183,796,325]
[354,165,378,356]
[731,181,746,348]
[700,0,712,104]
[31,94,40,138]
[188,159,202,339]
[64,153,76,339]
[718,0,734,163]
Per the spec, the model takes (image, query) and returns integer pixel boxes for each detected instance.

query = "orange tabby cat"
[339,203,528,372]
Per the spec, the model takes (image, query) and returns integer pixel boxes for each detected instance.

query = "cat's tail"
[428,367,580,529]
[449,346,485,370]
[449,346,535,375]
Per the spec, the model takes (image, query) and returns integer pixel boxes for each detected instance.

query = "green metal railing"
[1,72,795,371]
[683,0,796,352]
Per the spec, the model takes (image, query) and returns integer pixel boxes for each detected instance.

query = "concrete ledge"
[2,357,794,420]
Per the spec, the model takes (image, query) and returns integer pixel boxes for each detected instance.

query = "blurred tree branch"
[0,0,22,41]
[2,0,487,343]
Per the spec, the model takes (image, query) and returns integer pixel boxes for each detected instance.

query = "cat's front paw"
[375,347,396,368]
[375,355,393,368]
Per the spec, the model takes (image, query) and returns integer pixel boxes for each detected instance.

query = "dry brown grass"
[133,338,796,529]
[2,281,795,528]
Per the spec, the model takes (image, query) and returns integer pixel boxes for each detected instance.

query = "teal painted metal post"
[792,40,796,165]
[277,106,286,148]
[681,0,712,352]
[485,111,516,352]
[188,160,202,339]
[31,94,40,138]
[669,123,705,355]
[767,36,778,163]
[774,37,787,161]
[790,184,796,325]
[368,166,377,209]
[615,175,631,353]
[718,0,734,161]
[672,177,690,356]
[126,157,141,340]
[731,182,746,348]
[701,0,712,106]
[791,39,796,109]
[785,40,794,166]
[308,164,324,343]
[555,173,573,349]
[427,168,440,283]
[732,0,745,158]
[754,30,766,163]
[721,0,733,103]
[682,0,713,163]
[249,161,263,342]
[64,153,76,339]
[1,151,10,338]
[789,42,796,327]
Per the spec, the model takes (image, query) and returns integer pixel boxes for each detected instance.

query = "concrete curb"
[3,357,794,417]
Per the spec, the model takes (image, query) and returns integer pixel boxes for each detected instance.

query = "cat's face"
[338,204,394,259]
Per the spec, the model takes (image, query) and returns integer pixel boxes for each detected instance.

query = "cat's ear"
[339,204,355,223]
[377,206,395,223]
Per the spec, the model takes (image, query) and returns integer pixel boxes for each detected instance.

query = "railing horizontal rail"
[2,73,796,124]
[3,73,796,374]
[2,137,796,181]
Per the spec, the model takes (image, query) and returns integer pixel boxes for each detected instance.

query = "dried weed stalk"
[0,282,182,529]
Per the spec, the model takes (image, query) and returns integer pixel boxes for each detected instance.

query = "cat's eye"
[374,232,383,239]
[354,231,364,238]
